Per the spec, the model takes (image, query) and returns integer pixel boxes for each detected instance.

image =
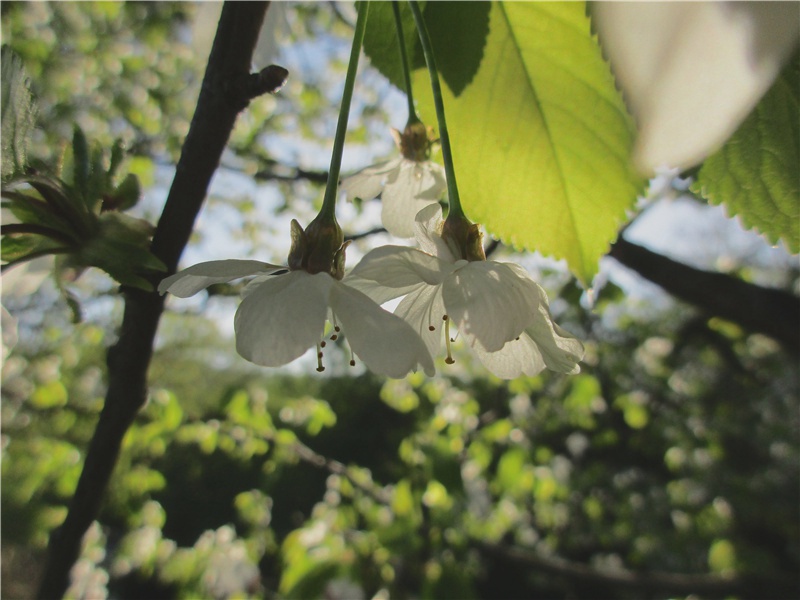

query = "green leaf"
[109,173,141,211]
[362,2,489,98]
[1,46,38,180]
[71,125,90,203]
[413,2,642,284]
[1,231,67,268]
[708,538,737,574]
[693,53,799,253]
[31,381,69,409]
[361,1,422,93]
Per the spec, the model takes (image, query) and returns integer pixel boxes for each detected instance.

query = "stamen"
[316,344,325,372]
[345,338,356,366]
[444,315,455,364]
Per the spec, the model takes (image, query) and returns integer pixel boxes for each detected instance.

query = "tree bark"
[36,3,275,597]
[609,236,800,353]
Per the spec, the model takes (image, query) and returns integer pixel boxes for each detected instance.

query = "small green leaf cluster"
[2,126,164,292]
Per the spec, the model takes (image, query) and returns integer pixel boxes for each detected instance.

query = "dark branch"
[36,3,272,598]
[476,541,797,598]
[233,64,289,102]
[253,165,329,184]
[345,226,386,242]
[609,236,800,353]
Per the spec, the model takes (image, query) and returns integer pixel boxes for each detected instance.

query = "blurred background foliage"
[1,2,798,599]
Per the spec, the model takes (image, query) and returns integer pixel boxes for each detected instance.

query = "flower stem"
[392,1,419,125]
[407,0,464,219]
[319,1,370,220]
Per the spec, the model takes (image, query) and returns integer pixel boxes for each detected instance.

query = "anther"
[349,359,356,367]
[316,344,325,372]
[320,340,327,348]
[428,325,435,331]
[330,334,338,341]
[444,316,455,365]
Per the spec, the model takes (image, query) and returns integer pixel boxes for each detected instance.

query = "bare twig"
[278,435,393,505]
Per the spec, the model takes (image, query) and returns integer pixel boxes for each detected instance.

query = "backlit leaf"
[693,53,799,253]
[413,2,642,284]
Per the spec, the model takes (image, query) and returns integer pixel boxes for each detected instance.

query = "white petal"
[381,160,446,237]
[471,334,546,380]
[345,246,452,304]
[158,260,284,297]
[593,2,800,174]
[442,261,541,352]
[413,203,456,262]
[234,271,332,367]
[394,282,446,360]
[340,157,403,202]
[524,303,584,374]
[330,281,435,378]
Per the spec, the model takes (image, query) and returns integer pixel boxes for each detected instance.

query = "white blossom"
[159,259,435,379]
[345,205,584,379]
[592,2,800,174]
[341,124,446,238]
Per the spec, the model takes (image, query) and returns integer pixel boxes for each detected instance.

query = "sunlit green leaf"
[413,1,642,284]
[496,447,529,492]
[694,53,800,253]
[30,381,68,409]
[708,538,737,574]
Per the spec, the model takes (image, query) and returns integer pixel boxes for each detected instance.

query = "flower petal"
[340,157,403,203]
[471,334,546,379]
[442,261,541,352]
[330,281,435,378]
[413,203,455,262]
[394,282,446,360]
[524,303,584,374]
[593,2,800,173]
[234,271,332,367]
[158,260,285,297]
[345,246,452,304]
[381,160,447,237]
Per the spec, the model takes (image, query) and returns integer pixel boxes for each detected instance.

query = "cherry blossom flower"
[159,218,435,379]
[345,204,584,379]
[341,121,446,238]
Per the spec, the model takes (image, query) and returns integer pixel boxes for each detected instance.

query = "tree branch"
[609,236,800,353]
[36,4,278,598]
[476,540,797,598]
[253,165,329,184]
